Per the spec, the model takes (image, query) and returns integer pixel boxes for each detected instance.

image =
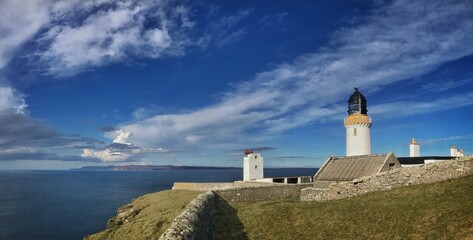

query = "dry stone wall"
[217,184,311,202]
[159,191,217,240]
[159,184,311,239]
[172,182,236,191]
[301,157,473,202]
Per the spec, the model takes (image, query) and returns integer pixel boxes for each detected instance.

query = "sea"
[0,168,316,240]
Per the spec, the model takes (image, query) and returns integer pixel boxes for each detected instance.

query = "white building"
[450,145,457,157]
[344,88,372,156]
[243,150,263,181]
[409,138,420,157]
[450,144,465,157]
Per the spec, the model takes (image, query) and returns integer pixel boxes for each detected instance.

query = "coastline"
[85,157,473,239]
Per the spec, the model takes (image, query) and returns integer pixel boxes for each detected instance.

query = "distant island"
[71,165,242,171]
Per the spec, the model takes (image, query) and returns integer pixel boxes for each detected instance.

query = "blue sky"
[0,0,472,170]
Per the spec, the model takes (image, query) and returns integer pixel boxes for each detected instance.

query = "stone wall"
[301,157,473,202]
[159,191,217,240]
[160,183,313,239]
[233,181,280,188]
[217,183,312,202]
[172,182,236,191]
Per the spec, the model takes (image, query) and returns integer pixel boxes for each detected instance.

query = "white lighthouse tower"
[409,138,420,157]
[450,144,458,157]
[243,150,263,181]
[344,88,372,156]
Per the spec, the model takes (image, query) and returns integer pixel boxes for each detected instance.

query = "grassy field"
[214,175,473,240]
[84,190,202,240]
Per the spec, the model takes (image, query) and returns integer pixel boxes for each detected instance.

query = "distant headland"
[70,165,241,171]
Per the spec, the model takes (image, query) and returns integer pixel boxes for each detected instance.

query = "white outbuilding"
[243,150,264,181]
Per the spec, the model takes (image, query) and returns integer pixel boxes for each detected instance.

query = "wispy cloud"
[417,134,473,145]
[0,115,103,149]
[0,84,27,113]
[0,111,104,161]
[420,77,473,94]
[258,12,288,31]
[2,1,256,79]
[97,125,117,132]
[206,8,254,47]
[371,92,473,119]
[228,146,276,156]
[0,148,100,162]
[0,0,50,69]
[271,156,308,159]
[120,0,473,151]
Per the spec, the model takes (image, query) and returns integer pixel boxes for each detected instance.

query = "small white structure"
[409,138,420,157]
[450,144,457,157]
[451,144,465,157]
[243,150,263,181]
[344,88,372,156]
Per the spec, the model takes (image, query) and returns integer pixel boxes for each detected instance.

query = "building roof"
[398,156,455,165]
[314,152,397,181]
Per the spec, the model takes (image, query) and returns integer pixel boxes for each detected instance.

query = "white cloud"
[112,130,132,145]
[0,0,50,69]
[420,78,473,94]
[370,93,473,119]
[39,0,194,76]
[417,134,473,145]
[119,0,473,149]
[1,1,256,78]
[82,130,168,162]
[207,8,253,47]
[0,85,27,113]
[0,0,121,70]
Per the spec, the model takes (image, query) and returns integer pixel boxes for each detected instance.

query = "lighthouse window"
[354,128,357,136]
[255,165,258,169]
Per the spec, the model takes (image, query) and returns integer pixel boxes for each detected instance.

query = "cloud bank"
[37,0,198,76]
[2,0,254,78]
[0,0,206,163]
[0,111,104,161]
[82,130,168,162]
[119,0,473,149]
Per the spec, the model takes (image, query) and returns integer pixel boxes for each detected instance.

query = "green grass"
[84,190,202,240]
[214,175,473,240]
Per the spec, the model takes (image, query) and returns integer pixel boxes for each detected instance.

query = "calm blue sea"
[0,168,316,240]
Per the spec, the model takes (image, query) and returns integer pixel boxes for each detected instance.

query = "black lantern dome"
[347,87,367,115]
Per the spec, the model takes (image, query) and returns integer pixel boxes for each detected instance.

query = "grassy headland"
[84,190,202,240]
[85,175,473,239]
[214,175,473,239]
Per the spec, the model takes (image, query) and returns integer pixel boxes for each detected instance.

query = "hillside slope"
[215,175,473,239]
[84,190,202,240]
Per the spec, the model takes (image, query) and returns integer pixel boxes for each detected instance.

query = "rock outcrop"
[106,204,140,229]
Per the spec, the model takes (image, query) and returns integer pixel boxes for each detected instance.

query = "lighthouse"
[409,138,420,157]
[344,88,372,156]
[243,150,263,181]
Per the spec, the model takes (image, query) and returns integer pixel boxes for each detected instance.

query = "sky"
[0,0,472,170]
